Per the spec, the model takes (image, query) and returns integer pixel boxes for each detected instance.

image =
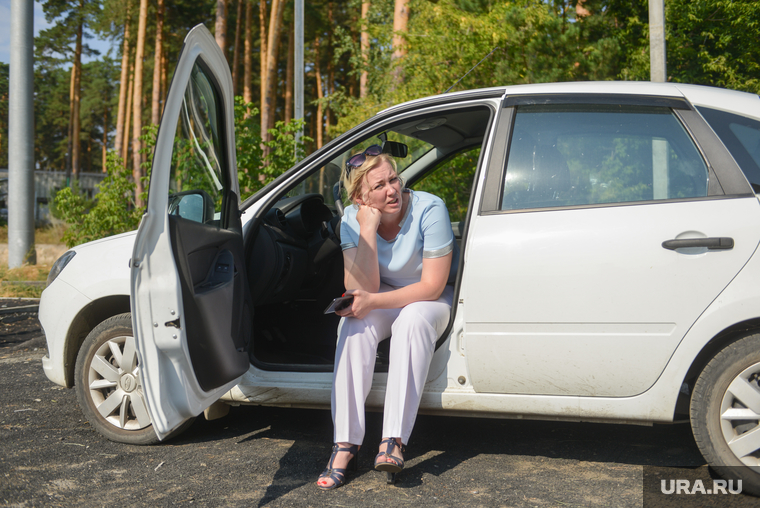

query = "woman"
[317,146,459,490]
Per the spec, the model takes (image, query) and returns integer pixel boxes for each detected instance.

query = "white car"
[41,25,760,493]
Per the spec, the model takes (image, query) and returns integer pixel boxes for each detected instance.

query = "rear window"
[501,105,709,211]
[698,106,760,192]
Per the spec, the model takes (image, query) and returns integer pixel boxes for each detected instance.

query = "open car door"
[130,25,251,440]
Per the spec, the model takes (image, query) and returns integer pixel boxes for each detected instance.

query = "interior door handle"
[662,237,734,250]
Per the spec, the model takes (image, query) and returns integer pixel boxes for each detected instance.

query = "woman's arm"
[342,205,383,292]
[343,245,379,292]
[339,252,452,320]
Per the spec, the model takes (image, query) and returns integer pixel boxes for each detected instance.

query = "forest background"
[0,0,759,247]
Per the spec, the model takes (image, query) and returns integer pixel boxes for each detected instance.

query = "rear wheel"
[691,333,760,496]
[74,313,193,444]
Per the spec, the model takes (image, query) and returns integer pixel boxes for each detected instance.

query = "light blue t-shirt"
[340,190,459,288]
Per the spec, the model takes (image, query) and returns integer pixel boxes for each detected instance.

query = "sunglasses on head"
[345,144,383,176]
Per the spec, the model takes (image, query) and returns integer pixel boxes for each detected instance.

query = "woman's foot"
[374,437,405,472]
[317,443,359,490]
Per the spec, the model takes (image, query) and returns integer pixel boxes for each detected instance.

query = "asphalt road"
[1,305,759,507]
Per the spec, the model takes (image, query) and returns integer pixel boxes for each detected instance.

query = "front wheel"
[691,333,760,496]
[74,313,192,445]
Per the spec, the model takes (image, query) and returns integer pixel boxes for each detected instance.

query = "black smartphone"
[323,295,354,314]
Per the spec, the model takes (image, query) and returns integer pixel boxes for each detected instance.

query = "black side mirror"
[382,141,408,158]
[168,189,216,224]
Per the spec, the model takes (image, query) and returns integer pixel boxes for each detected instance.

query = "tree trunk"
[284,21,293,124]
[123,62,134,168]
[232,0,243,95]
[161,45,167,116]
[66,59,76,181]
[259,0,268,125]
[71,16,83,179]
[360,1,370,98]
[115,2,132,160]
[132,0,149,206]
[243,0,253,106]
[391,0,408,87]
[66,5,84,183]
[326,1,334,141]
[315,36,325,195]
[215,0,228,56]
[315,36,323,150]
[102,91,108,172]
[262,0,285,142]
[151,0,164,127]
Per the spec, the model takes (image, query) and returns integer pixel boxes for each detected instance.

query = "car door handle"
[662,237,734,250]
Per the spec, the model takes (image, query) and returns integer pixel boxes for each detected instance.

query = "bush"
[55,152,142,248]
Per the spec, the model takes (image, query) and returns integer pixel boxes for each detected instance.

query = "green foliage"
[331,0,629,135]
[232,98,264,197]
[496,0,623,84]
[666,0,760,93]
[33,64,71,172]
[55,151,142,248]
[411,148,480,223]
[79,57,120,172]
[235,96,312,198]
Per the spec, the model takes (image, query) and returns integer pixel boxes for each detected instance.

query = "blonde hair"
[341,152,400,204]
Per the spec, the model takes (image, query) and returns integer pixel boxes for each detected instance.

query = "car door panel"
[167,215,251,392]
[465,199,760,397]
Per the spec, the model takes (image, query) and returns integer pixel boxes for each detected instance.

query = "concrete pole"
[8,0,36,268]
[294,0,304,157]
[649,0,667,82]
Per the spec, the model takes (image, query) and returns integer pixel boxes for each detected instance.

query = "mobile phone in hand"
[324,295,354,314]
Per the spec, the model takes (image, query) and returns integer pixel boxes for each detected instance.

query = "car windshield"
[287,132,434,203]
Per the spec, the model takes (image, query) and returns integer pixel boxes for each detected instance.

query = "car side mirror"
[168,190,215,224]
[382,141,408,158]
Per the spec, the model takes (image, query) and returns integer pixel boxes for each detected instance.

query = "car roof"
[379,81,760,121]
[674,83,760,121]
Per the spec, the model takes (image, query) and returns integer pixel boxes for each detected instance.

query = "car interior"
[242,105,493,372]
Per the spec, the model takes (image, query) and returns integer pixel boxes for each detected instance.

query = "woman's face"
[358,160,403,216]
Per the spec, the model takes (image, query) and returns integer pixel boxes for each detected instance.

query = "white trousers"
[331,285,454,445]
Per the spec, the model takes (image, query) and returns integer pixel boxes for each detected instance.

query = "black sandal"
[374,437,405,484]
[317,443,359,490]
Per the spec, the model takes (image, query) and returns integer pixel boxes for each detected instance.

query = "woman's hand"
[356,203,382,233]
[336,289,375,320]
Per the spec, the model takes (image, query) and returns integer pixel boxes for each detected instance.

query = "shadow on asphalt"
[168,403,704,505]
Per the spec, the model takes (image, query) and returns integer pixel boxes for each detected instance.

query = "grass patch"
[0,264,51,298]
[0,224,66,244]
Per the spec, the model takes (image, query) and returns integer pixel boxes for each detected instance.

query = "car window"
[290,132,433,204]
[410,146,480,223]
[501,105,709,211]
[697,106,760,192]
[167,60,227,221]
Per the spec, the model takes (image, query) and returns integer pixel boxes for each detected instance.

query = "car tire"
[74,313,194,445]
[691,333,760,496]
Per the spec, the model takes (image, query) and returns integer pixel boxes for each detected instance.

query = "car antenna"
[444,47,500,94]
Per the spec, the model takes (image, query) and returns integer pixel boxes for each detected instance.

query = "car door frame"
[130,24,246,440]
[460,92,758,399]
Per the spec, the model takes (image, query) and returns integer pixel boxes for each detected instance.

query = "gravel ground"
[0,298,44,351]
[1,299,758,507]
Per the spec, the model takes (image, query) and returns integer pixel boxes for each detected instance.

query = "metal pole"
[294,0,304,158]
[649,0,667,82]
[8,0,36,268]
